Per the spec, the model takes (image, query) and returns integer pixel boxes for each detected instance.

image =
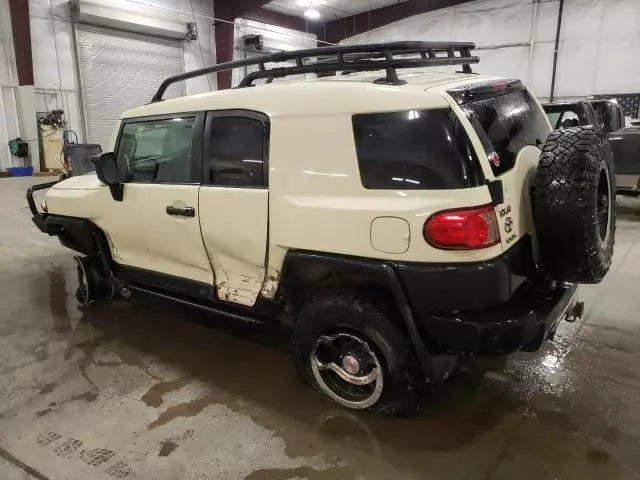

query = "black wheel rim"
[596,166,612,244]
[310,333,383,409]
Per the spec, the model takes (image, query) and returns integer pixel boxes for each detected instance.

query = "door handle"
[166,206,195,217]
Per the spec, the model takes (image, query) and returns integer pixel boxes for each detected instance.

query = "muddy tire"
[292,290,423,416]
[534,126,615,283]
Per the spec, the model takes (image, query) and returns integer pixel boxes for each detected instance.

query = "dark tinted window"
[208,117,265,187]
[116,117,196,183]
[463,89,549,176]
[352,109,483,190]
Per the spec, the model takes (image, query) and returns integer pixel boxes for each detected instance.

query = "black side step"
[128,285,265,326]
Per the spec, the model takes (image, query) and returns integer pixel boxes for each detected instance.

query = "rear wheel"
[292,291,424,416]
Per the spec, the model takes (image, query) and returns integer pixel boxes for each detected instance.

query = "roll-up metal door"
[76,24,184,149]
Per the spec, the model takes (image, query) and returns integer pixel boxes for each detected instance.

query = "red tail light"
[424,205,501,249]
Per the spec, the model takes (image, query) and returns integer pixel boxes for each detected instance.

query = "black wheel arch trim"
[277,250,439,380]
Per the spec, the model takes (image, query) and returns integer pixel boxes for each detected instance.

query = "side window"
[352,109,483,190]
[546,111,562,130]
[207,116,265,187]
[559,110,580,128]
[116,116,196,183]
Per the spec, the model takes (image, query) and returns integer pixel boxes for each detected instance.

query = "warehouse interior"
[2,0,640,478]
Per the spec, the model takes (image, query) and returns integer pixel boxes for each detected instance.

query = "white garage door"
[76,24,184,149]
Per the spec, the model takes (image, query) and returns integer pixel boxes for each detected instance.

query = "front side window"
[207,117,265,187]
[352,109,483,190]
[116,116,196,183]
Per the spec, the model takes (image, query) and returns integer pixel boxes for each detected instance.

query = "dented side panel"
[198,186,268,306]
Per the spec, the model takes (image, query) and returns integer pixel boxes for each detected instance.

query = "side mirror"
[95,152,123,201]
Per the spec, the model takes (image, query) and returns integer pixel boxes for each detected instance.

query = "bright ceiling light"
[304,8,321,19]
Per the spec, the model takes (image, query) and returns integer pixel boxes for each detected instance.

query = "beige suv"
[28,42,615,415]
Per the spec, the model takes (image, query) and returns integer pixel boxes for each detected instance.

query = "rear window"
[352,109,483,190]
[462,88,550,176]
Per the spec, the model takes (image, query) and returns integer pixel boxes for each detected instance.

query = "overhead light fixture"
[304,8,321,19]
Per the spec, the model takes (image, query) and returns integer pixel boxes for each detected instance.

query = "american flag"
[595,93,640,119]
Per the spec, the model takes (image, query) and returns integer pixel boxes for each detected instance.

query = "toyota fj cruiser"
[28,42,615,415]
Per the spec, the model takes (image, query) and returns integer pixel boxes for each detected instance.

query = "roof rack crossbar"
[151,41,478,102]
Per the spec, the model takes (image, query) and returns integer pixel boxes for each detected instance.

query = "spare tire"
[533,126,615,283]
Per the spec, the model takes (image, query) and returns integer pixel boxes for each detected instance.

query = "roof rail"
[151,41,478,102]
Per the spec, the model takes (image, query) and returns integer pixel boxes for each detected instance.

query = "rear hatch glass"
[449,81,550,176]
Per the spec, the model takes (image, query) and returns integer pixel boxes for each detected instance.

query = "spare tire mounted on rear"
[533,126,615,284]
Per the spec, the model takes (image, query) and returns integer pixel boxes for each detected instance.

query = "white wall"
[0,0,216,171]
[343,0,640,104]
[0,0,19,170]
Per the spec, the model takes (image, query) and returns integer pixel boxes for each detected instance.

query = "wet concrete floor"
[1,177,640,479]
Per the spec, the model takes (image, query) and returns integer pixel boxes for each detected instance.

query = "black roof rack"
[151,41,478,102]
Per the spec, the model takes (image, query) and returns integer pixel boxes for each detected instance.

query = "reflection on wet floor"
[2,180,640,480]
[0,261,637,480]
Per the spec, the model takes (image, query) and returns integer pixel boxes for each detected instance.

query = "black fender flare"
[277,251,439,380]
[40,215,114,273]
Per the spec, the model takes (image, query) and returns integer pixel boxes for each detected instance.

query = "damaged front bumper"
[26,180,60,234]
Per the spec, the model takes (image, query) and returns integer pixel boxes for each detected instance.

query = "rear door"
[198,110,269,307]
[450,82,551,251]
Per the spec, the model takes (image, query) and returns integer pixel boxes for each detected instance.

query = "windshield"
[462,88,550,176]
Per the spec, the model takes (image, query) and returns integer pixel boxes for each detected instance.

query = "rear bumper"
[424,281,579,355]
[395,236,536,312]
[393,236,580,355]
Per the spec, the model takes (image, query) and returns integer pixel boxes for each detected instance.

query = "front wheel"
[292,291,425,416]
[73,255,113,306]
[74,256,93,307]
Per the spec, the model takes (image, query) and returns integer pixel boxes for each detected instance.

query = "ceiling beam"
[215,0,274,20]
[242,8,309,32]
[215,0,320,89]
[318,0,474,44]
[215,1,276,90]
[8,0,34,86]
